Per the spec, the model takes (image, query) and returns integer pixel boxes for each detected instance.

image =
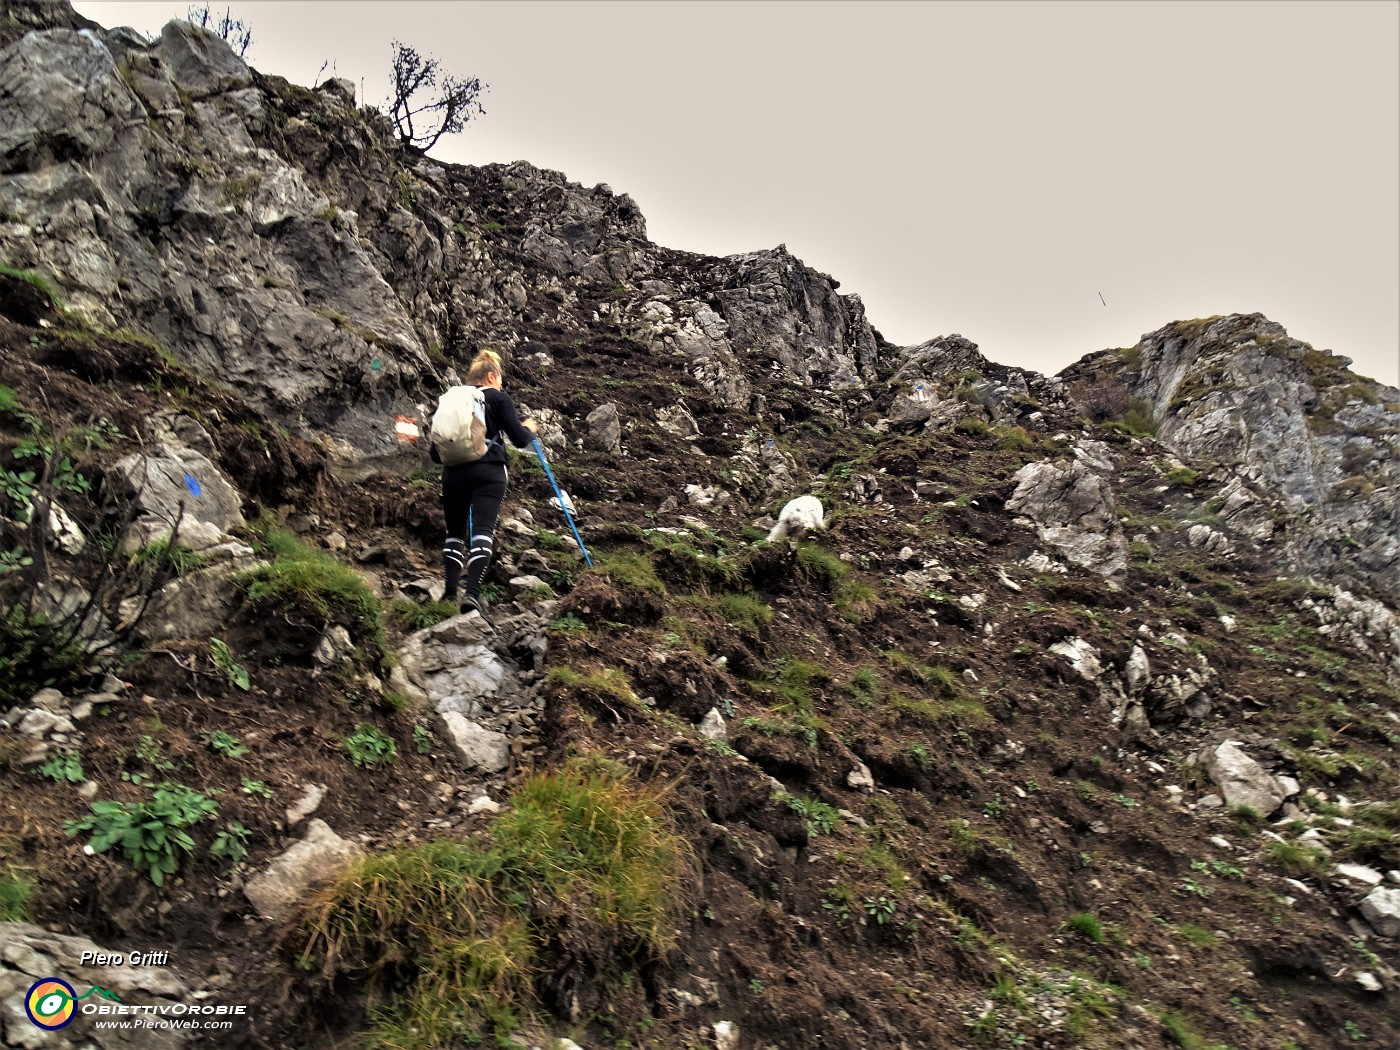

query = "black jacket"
[430,387,534,468]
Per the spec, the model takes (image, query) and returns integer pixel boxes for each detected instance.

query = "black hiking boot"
[460,594,495,629]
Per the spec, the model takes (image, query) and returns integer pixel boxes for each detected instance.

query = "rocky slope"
[1062,315,1400,609]
[2,4,1399,1050]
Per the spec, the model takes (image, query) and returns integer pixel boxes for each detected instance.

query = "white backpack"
[430,385,489,465]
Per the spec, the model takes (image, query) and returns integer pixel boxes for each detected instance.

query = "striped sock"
[464,532,494,597]
[442,537,466,599]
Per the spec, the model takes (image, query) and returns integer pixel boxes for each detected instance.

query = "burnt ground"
[1,269,1398,1050]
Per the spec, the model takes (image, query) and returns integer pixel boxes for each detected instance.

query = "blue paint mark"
[183,473,202,497]
[370,358,383,373]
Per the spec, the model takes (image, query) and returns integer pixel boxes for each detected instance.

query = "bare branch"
[386,40,487,154]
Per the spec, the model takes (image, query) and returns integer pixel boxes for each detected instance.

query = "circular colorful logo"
[25,978,77,1030]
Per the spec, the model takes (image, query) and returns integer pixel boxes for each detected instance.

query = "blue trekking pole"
[532,438,592,568]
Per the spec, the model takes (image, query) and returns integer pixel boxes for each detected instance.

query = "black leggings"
[441,462,507,600]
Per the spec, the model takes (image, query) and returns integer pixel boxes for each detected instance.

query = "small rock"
[27,688,65,711]
[313,624,356,669]
[244,820,364,922]
[1356,972,1382,993]
[285,784,327,826]
[468,796,501,816]
[962,668,979,684]
[698,708,726,741]
[1298,829,1332,855]
[1049,637,1102,681]
[439,713,510,773]
[1209,836,1232,851]
[1196,794,1224,809]
[1336,864,1384,886]
[713,1021,739,1050]
[325,531,347,552]
[1359,886,1400,937]
[18,709,73,737]
[669,988,704,1009]
[398,577,445,602]
[77,780,99,800]
[847,761,875,791]
[1194,740,1289,817]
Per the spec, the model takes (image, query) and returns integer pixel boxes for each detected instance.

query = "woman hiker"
[431,349,538,623]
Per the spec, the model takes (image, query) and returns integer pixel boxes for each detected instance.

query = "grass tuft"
[386,598,459,633]
[1265,839,1329,876]
[297,761,691,1046]
[0,265,63,306]
[240,527,386,656]
[0,868,34,921]
[1065,912,1104,944]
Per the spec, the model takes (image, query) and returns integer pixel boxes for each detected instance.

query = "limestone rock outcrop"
[1064,315,1400,605]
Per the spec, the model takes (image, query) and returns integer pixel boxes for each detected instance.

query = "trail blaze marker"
[394,416,421,443]
[183,474,202,497]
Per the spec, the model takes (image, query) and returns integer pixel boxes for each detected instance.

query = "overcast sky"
[74,1,1399,386]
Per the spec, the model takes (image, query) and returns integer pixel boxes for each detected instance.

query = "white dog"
[766,495,827,543]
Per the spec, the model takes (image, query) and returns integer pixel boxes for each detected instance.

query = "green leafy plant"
[413,722,434,754]
[122,733,174,785]
[210,821,252,874]
[35,749,83,784]
[1180,877,1212,898]
[206,730,248,758]
[0,467,37,517]
[822,886,854,922]
[0,547,33,575]
[240,778,273,798]
[547,613,590,634]
[863,894,897,925]
[65,783,220,886]
[345,724,397,767]
[783,795,840,836]
[209,639,250,691]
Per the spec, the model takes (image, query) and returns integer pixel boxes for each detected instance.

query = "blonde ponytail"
[465,349,503,385]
